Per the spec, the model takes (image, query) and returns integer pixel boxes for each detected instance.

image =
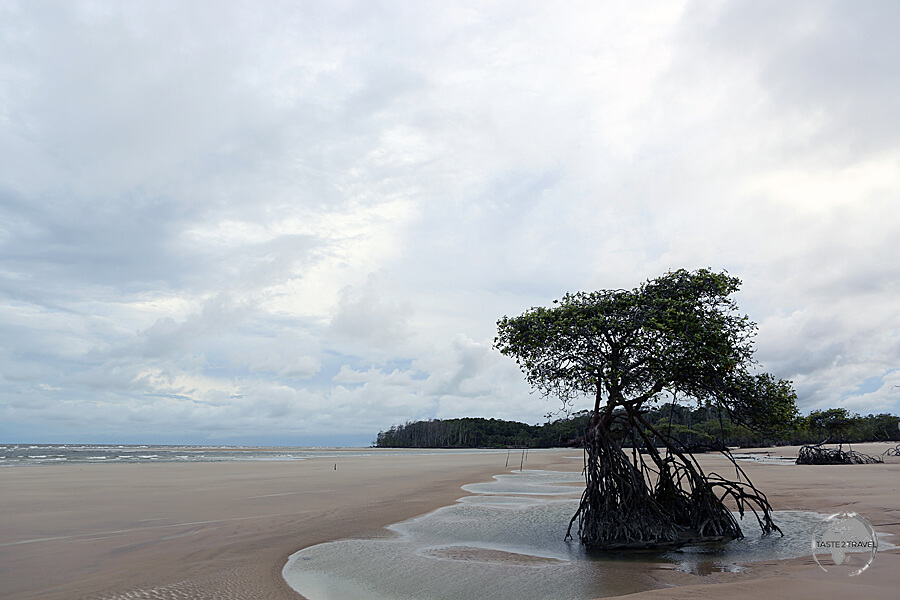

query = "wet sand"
[1,444,898,599]
[0,449,575,600]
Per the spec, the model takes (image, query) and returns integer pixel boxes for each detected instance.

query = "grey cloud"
[178,232,323,295]
[243,352,321,380]
[679,0,900,161]
[0,186,185,295]
[428,335,492,398]
[330,272,412,348]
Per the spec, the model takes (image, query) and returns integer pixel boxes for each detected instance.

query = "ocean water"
[0,444,506,467]
[283,470,889,600]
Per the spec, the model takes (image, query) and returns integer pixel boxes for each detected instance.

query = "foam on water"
[283,469,892,600]
[0,444,511,467]
[731,452,797,465]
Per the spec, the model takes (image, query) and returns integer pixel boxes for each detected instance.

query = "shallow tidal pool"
[282,470,884,600]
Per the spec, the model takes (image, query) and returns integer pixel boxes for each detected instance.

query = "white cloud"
[1,0,899,443]
[330,271,412,349]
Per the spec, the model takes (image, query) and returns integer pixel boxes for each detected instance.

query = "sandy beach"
[0,449,575,600]
[1,445,898,600]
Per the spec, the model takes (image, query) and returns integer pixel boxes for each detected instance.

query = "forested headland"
[374,407,900,449]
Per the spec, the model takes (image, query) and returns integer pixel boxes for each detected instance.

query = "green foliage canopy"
[494,269,797,433]
[806,407,853,439]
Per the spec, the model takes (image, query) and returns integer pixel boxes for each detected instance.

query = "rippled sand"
[422,545,568,566]
[0,450,566,600]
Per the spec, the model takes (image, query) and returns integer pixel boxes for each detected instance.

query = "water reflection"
[282,470,857,600]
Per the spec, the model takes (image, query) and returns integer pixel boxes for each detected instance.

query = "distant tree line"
[638,405,900,447]
[374,415,591,448]
[374,406,900,449]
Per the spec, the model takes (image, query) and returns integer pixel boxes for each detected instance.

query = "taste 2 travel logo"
[811,512,878,576]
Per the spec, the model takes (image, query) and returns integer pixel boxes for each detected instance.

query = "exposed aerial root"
[796,440,883,465]
[565,409,781,550]
[883,444,900,457]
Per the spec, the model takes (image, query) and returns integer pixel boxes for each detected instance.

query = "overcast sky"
[1,1,899,445]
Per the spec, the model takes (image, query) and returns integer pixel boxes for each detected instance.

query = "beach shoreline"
[1,445,897,599]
